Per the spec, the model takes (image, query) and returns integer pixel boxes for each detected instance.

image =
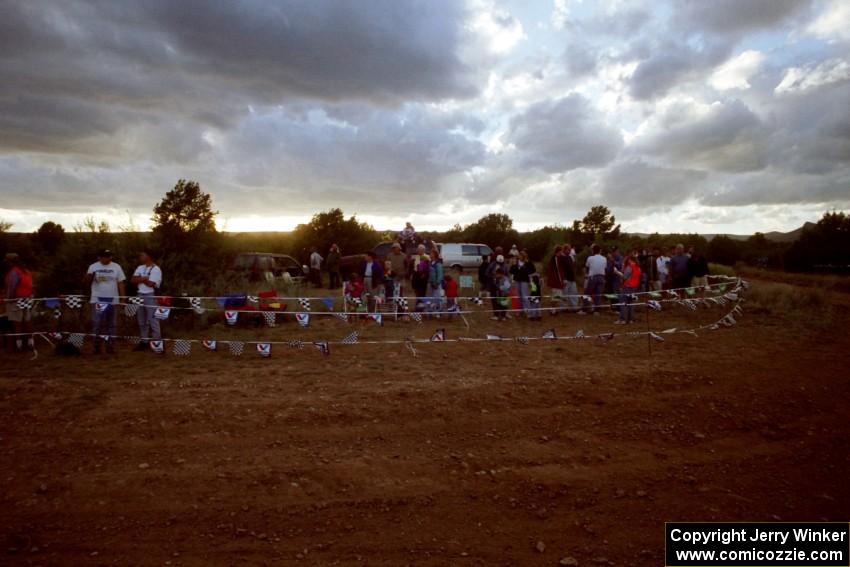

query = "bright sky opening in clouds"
[1,0,848,235]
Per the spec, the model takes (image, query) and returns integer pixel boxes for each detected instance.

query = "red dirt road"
[1,303,849,565]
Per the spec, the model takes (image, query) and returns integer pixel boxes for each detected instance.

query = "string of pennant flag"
[16,298,746,358]
[5,278,746,327]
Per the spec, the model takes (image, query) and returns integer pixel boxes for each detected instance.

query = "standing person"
[547,246,565,311]
[669,244,690,296]
[508,244,520,260]
[614,250,641,324]
[309,247,323,288]
[477,254,491,297]
[427,248,444,314]
[130,250,163,351]
[326,244,341,290]
[510,250,535,318]
[654,247,669,291]
[486,253,506,315]
[610,246,624,295]
[411,244,430,309]
[580,245,607,315]
[688,250,710,297]
[387,243,408,298]
[399,222,417,246]
[85,249,126,354]
[444,273,458,317]
[492,268,510,321]
[4,253,34,352]
[638,248,653,293]
[360,251,385,299]
[561,245,578,312]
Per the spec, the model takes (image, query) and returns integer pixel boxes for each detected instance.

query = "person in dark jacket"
[688,250,710,297]
[478,254,490,295]
[360,251,385,297]
[509,250,536,318]
[326,244,341,289]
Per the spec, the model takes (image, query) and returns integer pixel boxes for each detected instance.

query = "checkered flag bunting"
[16,298,35,310]
[410,312,422,323]
[395,296,409,311]
[288,339,304,349]
[298,298,312,311]
[263,311,276,327]
[69,333,85,348]
[529,296,540,305]
[190,297,205,314]
[64,295,84,309]
[341,331,359,345]
[334,312,349,322]
[229,341,245,356]
[468,297,483,306]
[125,304,139,317]
[515,336,529,345]
[173,340,192,356]
[128,296,144,306]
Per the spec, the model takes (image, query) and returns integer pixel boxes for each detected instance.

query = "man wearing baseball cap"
[85,249,126,354]
[4,253,34,351]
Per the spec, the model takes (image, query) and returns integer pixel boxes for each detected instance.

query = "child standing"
[444,273,458,317]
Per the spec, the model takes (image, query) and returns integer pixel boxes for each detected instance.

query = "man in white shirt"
[85,249,126,353]
[655,248,670,291]
[131,250,163,350]
[580,245,607,315]
[309,247,323,287]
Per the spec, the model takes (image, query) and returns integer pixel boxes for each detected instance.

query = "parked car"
[232,252,306,282]
[436,243,493,271]
[339,240,436,279]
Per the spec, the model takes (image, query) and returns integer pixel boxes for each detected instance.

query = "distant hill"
[626,222,814,242]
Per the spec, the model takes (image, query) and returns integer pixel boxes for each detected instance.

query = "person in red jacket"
[614,250,641,325]
[4,253,34,351]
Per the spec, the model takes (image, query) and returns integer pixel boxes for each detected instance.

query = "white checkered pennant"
[395,296,409,311]
[16,298,36,310]
[172,340,192,356]
[68,333,85,349]
[263,311,276,327]
[298,298,312,311]
[126,296,144,317]
[229,341,245,356]
[341,331,359,345]
[190,297,205,314]
[64,295,84,309]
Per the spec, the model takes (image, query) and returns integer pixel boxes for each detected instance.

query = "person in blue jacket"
[427,248,444,314]
[360,251,385,300]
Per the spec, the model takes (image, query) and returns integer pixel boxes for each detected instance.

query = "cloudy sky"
[1,0,848,234]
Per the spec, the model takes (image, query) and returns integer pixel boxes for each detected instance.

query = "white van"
[436,243,493,271]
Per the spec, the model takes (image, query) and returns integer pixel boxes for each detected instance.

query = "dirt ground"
[1,291,849,565]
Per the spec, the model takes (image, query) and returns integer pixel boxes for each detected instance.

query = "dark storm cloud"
[600,160,708,207]
[627,0,812,100]
[634,99,769,173]
[506,93,623,173]
[0,0,479,155]
[671,0,812,36]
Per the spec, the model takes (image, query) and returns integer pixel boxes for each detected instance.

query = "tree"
[291,208,377,260]
[463,213,520,252]
[577,205,620,238]
[784,210,850,272]
[152,179,218,237]
[0,220,11,232]
[706,235,742,266]
[34,221,66,255]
